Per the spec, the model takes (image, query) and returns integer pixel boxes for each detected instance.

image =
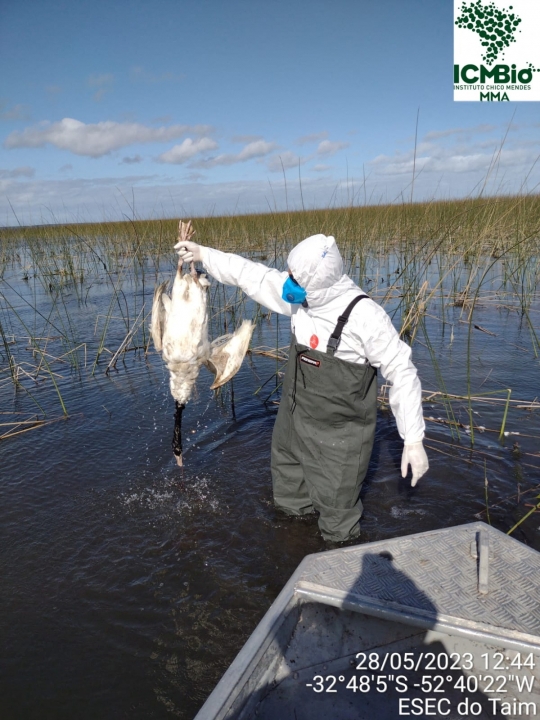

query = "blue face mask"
[282,274,307,305]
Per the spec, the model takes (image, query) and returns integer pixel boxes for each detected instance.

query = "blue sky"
[1,0,539,225]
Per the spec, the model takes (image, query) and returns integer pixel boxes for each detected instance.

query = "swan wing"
[206,320,254,390]
[150,280,169,352]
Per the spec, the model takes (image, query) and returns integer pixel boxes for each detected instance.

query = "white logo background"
[454,0,540,101]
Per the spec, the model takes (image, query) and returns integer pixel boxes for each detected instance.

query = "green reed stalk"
[498,388,512,441]
[507,495,540,536]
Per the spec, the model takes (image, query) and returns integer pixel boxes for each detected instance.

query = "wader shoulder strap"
[326,295,370,355]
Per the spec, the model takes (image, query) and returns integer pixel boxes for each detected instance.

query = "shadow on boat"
[195,521,540,718]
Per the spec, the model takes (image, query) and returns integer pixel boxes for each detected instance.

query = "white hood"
[287,234,358,308]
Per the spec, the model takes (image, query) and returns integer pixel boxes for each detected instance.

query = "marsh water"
[0,241,539,719]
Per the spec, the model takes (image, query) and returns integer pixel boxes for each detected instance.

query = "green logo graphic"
[455,0,521,65]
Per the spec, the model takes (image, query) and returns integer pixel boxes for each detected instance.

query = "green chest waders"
[271,295,377,542]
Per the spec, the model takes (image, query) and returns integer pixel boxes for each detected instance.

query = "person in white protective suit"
[176,233,428,543]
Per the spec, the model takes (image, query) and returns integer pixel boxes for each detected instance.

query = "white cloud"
[0,166,35,178]
[267,151,307,172]
[312,164,331,172]
[371,152,430,176]
[4,119,214,157]
[236,140,276,161]
[192,140,277,168]
[157,137,218,164]
[296,131,328,146]
[317,139,349,156]
[370,137,539,178]
[352,123,540,204]
[439,148,536,174]
[0,174,351,226]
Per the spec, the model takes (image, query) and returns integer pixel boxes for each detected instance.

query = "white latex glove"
[174,239,204,264]
[401,441,429,487]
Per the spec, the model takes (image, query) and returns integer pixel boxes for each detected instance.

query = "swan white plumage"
[151,220,254,465]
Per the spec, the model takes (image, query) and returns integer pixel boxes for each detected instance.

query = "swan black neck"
[172,401,186,465]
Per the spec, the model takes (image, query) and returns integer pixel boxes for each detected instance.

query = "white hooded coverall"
[200,234,425,541]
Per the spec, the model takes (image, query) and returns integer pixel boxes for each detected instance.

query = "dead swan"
[151,220,254,466]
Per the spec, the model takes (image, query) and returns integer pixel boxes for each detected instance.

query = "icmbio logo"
[454,0,540,101]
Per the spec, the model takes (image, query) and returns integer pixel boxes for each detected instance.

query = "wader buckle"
[327,336,340,352]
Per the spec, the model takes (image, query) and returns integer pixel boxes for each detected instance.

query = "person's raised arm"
[176,240,292,317]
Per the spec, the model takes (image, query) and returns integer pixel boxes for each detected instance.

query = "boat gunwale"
[295,580,540,654]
